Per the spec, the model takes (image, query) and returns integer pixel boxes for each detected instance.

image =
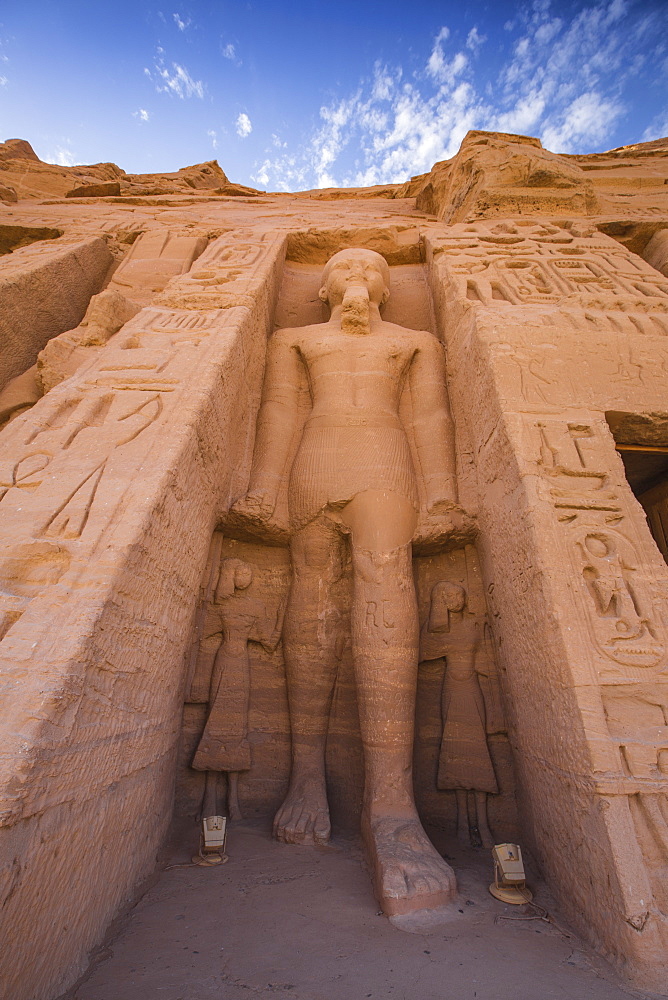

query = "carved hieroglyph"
[427,218,668,991]
[3,127,668,1000]
[0,228,286,1000]
[231,247,474,918]
[106,230,208,306]
[0,229,216,429]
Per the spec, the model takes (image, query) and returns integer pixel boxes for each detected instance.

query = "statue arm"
[244,332,301,513]
[409,335,458,508]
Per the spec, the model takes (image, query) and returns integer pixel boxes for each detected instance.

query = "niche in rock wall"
[413,546,518,843]
[177,532,519,845]
[176,230,519,848]
[177,534,293,822]
[276,227,432,333]
[607,410,668,565]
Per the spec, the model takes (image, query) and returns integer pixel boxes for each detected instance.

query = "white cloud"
[221,41,241,66]
[133,108,150,121]
[44,146,75,167]
[642,110,668,143]
[146,51,204,99]
[251,159,271,187]
[466,27,486,53]
[491,0,632,149]
[207,128,218,149]
[427,26,468,87]
[494,93,546,135]
[250,1,665,191]
[371,64,395,101]
[173,12,190,31]
[236,112,252,137]
[0,75,7,86]
[541,91,623,152]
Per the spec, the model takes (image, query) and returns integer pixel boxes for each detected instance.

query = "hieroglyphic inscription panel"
[429,221,668,320]
[0,227,285,751]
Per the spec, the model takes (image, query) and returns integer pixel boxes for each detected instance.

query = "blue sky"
[0,1,667,190]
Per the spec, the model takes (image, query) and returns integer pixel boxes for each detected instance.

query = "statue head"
[215,558,253,602]
[428,581,467,631]
[319,248,390,310]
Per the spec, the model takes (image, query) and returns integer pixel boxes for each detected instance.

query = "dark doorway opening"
[606,411,668,564]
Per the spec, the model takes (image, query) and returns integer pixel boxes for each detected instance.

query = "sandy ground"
[57,818,651,1000]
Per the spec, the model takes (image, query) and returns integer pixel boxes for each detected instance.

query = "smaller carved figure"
[192,557,284,819]
[420,581,498,848]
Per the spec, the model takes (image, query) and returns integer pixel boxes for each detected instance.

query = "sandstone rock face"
[106,229,209,305]
[0,183,17,204]
[1,129,668,1000]
[123,159,229,194]
[0,236,113,392]
[643,229,668,276]
[66,181,122,198]
[396,130,600,221]
[0,138,248,200]
[37,289,141,393]
[0,138,41,162]
[0,224,63,254]
[0,364,41,428]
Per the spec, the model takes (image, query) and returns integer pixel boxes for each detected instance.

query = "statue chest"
[297,334,414,381]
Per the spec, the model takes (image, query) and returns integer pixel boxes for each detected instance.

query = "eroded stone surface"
[0,236,113,391]
[1,128,668,1000]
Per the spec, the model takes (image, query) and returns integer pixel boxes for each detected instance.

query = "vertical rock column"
[0,230,286,1000]
[0,236,113,391]
[427,221,668,992]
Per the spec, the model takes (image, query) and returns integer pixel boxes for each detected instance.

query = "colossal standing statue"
[232,248,467,916]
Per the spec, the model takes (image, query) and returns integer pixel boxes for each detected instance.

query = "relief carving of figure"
[232,248,471,917]
[420,581,497,849]
[192,557,284,819]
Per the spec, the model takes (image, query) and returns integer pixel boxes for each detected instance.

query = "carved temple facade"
[1,130,668,998]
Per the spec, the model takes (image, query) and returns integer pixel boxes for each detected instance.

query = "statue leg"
[202,770,222,818]
[475,791,494,849]
[274,516,344,846]
[341,490,457,916]
[228,772,243,821]
[456,789,471,845]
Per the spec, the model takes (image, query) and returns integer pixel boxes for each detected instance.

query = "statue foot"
[273,775,331,846]
[364,811,457,917]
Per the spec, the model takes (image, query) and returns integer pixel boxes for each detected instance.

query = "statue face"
[433,581,466,614]
[446,589,466,613]
[320,249,390,308]
[235,564,253,590]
